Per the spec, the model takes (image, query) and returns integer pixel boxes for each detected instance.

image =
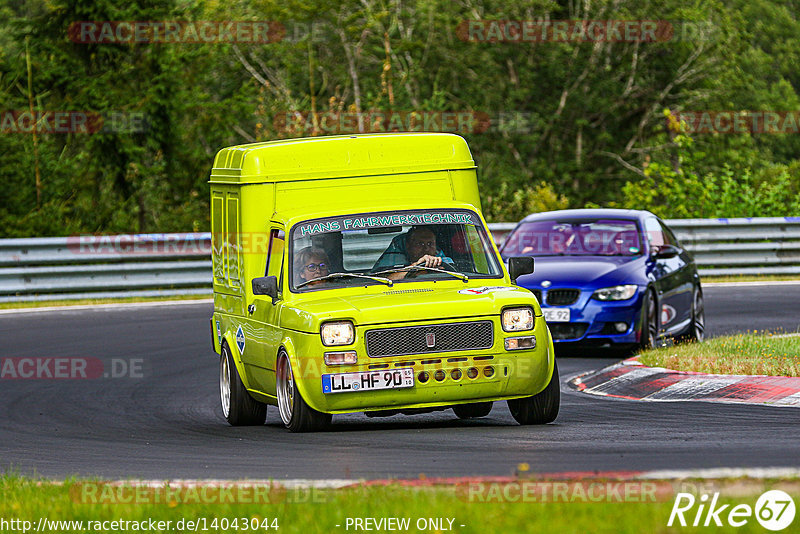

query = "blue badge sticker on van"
[235,325,246,355]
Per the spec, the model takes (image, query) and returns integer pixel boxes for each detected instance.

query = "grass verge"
[1,475,798,533]
[638,332,800,377]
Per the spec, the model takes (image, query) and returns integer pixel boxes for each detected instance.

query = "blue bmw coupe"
[499,209,704,351]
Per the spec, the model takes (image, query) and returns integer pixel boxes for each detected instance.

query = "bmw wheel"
[639,289,658,351]
[276,353,331,433]
[687,287,705,343]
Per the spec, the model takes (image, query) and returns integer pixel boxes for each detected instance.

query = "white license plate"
[322,368,415,394]
[543,308,571,322]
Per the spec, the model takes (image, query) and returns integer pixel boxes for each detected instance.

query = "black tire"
[452,401,493,419]
[685,287,705,343]
[276,353,332,433]
[507,359,560,425]
[220,342,267,426]
[639,289,658,352]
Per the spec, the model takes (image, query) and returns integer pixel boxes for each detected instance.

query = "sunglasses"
[304,262,328,272]
[409,240,435,248]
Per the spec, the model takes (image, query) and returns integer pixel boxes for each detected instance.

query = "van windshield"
[290,209,503,291]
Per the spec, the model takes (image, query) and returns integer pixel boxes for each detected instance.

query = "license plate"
[543,308,571,322]
[322,368,415,394]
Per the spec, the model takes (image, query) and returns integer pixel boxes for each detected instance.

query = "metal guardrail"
[663,217,800,276]
[0,234,213,302]
[1,217,798,301]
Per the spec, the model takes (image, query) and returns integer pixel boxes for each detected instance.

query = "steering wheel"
[404,261,456,279]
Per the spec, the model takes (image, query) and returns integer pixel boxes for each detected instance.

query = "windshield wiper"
[373,265,469,282]
[296,272,393,288]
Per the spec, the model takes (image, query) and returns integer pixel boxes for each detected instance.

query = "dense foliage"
[1,0,799,236]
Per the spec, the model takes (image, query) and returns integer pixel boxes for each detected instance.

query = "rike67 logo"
[668,490,795,530]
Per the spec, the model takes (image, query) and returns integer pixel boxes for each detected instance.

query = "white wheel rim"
[277,356,294,426]
[694,293,705,342]
[220,350,231,418]
[647,293,657,347]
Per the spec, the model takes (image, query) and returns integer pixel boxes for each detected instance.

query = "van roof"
[209,133,475,184]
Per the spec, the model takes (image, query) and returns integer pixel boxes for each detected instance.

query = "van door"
[243,226,285,397]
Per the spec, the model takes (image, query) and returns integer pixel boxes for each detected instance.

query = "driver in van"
[373,226,453,280]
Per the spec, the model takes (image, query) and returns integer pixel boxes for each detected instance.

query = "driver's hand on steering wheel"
[412,254,442,268]
[384,254,442,280]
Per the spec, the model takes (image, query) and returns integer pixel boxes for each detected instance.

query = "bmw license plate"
[322,368,415,394]
[543,308,570,322]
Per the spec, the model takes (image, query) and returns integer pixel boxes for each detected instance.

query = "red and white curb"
[569,357,800,407]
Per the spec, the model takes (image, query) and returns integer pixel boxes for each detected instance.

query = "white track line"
[41,469,800,487]
[636,467,800,479]
[703,280,800,287]
[0,299,213,315]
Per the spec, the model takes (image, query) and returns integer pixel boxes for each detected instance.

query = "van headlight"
[501,307,534,332]
[321,321,355,346]
[592,285,637,301]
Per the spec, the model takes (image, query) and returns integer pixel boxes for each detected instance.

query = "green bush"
[618,162,800,219]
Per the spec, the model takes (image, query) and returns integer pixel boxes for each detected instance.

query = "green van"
[209,133,559,432]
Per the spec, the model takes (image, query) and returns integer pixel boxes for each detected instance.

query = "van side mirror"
[252,276,279,304]
[653,244,680,259]
[508,257,534,282]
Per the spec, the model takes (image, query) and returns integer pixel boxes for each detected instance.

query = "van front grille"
[365,321,494,358]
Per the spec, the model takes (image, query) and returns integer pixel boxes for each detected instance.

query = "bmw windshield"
[502,219,643,257]
[290,209,503,291]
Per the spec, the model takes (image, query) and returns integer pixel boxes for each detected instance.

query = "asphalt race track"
[1,284,799,480]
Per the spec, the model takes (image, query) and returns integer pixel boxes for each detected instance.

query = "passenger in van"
[373,226,453,279]
[295,247,330,286]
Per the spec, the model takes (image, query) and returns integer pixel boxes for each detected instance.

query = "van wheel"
[453,402,493,419]
[507,359,560,425]
[276,353,331,433]
[220,342,267,426]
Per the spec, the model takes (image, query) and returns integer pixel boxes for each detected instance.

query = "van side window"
[266,228,285,294]
[226,195,241,287]
[211,194,225,284]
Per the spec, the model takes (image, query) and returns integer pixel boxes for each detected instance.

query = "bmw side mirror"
[508,256,534,282]
[654,245,680,259]
[252,276,279,304]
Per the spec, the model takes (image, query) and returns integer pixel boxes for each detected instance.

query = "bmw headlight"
[501,307,534,332]
[321,321,355,346]
[592,285,638,301]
